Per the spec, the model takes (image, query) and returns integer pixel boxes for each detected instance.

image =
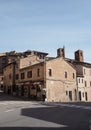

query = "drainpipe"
[43,58,47,101]
[76,77,79,102]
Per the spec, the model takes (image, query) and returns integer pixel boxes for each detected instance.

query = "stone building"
[2,50,48,91]
[45,48,77,102]
[3,51,48,97]
[3,48,77,102]
[3,47,91,102]
[3,62,16,94]
[67,50,91,102]
[0,51,22,91]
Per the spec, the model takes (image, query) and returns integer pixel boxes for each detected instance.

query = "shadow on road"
[21,106,91,130]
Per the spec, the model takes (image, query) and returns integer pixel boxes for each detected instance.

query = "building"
[3,50,48,97]
[3,47,91,102]
[16,62,45,99]
[3,48,77,102]
[3,62,16,94]
[67,50,91,102]
[0,51,22,91]
[45,49,77,102]
[1,50,48,91]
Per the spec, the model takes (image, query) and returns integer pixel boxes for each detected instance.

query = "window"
[66,91,68,95]
[48,69,52,76]
[21,72,25,79]
[16,74,19,80]
[83,92,84,97]
[27,71,32,78]
[85,81,87,87]
[73,73,75,79]
[64,71,67,78]
[82,79,83,83]
[90,81,91,87]
[85,92,88,101]
[79,78,80,83]
[37,68,40,77]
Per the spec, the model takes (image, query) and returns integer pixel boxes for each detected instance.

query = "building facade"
[45,57,77,102]
[3,49,77,102]
[67,50,91,102]
[3,48,91,102]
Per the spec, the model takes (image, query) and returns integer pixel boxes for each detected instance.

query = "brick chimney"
[75,50,84,62]
[57,47,65,58]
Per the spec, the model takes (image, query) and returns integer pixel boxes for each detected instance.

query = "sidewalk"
[43,101,91,111]
[0,92,32,101]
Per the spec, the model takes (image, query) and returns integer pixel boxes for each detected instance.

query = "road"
[0,93,91,130]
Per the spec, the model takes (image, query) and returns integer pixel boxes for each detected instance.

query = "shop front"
[17,81,44,100]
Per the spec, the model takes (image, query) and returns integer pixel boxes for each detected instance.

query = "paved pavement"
[44,102,91,110]
[0,92,91,130]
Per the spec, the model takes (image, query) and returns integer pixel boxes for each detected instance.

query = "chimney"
[57,47,65,58]
[75,50,84,62]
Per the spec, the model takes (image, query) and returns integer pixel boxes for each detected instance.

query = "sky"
[0,0,91,62]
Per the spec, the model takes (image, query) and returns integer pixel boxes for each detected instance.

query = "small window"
[90,81,91,87]
[21,72,25,79]
[85,92,88,101]
[64,71,67,78]
[79,79,80,83]
[48,69,52,76]
[82,79,83,83]
[66,91,68,95]
[85,81,87,87]
[37,68,40,77]
[16,74,19,80]
[73,73,75,79]
[27,71,32,78]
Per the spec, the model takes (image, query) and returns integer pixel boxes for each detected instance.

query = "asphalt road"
[0,93,91,130]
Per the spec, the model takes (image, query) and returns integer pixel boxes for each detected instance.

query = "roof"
[24,50,48,56]
[0,53,6,57]
[66,58,91,68]
[20,61,44,70]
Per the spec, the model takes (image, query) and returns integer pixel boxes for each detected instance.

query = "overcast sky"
[0,0,91,62]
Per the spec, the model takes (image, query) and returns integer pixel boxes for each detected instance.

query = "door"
[79,91,81,101]
[85,92,88,101]
[69,91,72,101]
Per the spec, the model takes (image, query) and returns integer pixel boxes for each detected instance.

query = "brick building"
[67,50,91,102]
[3,48,91,102]
[3,51,48,98]
[3,48,77,102]
[45,48,77,102]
